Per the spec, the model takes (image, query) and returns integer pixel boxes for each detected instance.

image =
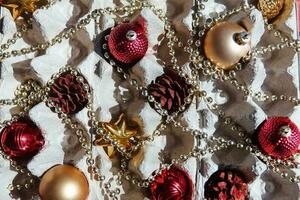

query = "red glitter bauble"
[150,166,193,200]
[48,72,88,115]
[257,117,300,159]
[108,16,148,64]
[204,169,249,200]
[0,118,44,159]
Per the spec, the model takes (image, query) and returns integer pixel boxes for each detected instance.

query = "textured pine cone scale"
[147,70,191,115]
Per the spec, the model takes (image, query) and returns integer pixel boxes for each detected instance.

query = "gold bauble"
[204,22,251,70]
[39,165,89,200]
[258,0,294,24]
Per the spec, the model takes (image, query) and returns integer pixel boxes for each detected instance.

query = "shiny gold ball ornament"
[258,0,294,24]
[39,165,89,200]
[203,22,251,70]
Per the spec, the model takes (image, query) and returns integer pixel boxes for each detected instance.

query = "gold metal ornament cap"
[203,22,251,70]
[258,0,294,25]
[39,165,89,200]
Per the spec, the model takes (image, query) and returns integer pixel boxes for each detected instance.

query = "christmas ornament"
[203,22,251,70]
[258,0,294,24]
[0,0,48,20]
[0,118,44,159]
[48,72,88,115]
[94,113,140,157]
[150,165,193,200]
[39,165,89,200]
[257,117,300,159]
[148,70,191,114]
[204,168,249,200]
[107,16,148,65]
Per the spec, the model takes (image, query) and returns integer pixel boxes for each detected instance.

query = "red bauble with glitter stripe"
[108,16,148,64]
[257,117,300,159]
[0,118,44,159]
[150,166,193,200]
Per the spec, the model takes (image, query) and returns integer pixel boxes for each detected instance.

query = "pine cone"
[204,169,249,200]
[148,70,191,114]
[48,72,88,115]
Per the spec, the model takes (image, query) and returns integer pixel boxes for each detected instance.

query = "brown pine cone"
[147,70,191,114]
[48,72,88,114]
[204,169,249,200]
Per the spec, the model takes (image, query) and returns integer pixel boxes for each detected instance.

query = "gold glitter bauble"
[258,0,294,24]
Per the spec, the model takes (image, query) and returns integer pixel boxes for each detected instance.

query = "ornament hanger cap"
[234,31,251,45]
[279,125,292,137]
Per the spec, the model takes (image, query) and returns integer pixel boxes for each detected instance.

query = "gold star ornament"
[1,0,48,20]
[94,114,141,157]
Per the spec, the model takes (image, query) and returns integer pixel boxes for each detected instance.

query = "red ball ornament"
[257,117,300,159]
[0,118,44,159]
[108,16,148,64]
[48,72,88,115]
[150,166,193,200]
[204,169,249,200]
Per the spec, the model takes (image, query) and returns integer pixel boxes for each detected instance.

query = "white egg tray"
[0,0,299,199]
